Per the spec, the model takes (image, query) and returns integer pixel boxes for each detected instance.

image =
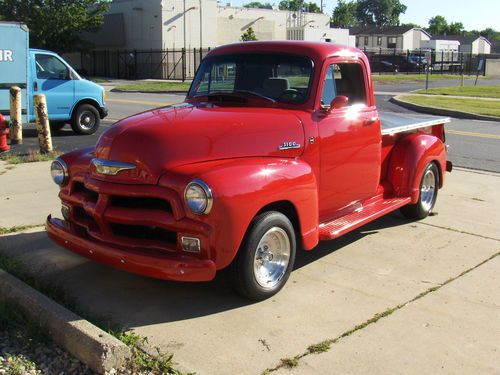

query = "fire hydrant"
[0,114,10,152]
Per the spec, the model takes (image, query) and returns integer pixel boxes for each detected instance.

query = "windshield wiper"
[194,90,276,104]
[232,90,277,104]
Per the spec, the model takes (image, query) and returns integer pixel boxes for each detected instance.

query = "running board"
[319,197,411,241]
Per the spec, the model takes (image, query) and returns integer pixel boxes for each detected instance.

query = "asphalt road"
[8,82,500,173]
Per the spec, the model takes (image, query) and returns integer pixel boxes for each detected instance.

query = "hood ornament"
[278,141,301,150]
[91,158,136,176]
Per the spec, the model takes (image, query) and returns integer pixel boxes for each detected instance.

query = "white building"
[85,0,352,50]
[431,35,491,54]
[421,39,460,52]
[350,26,431,51]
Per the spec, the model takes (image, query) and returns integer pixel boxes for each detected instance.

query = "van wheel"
[229,211,296,301]
[401,162,439,219]
[71,104,100,135]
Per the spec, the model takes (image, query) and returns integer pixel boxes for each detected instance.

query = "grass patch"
[307,340,331,354]
[118,331,184,374]
[414,84,500,98]
[0,224,44,235]
[280,357,300,368]
[400,95,500,117]
[89,77,110,83]
[372,74,486,84]
[0,150,61,164]
[2,352,38,375]
[116,81,191,92]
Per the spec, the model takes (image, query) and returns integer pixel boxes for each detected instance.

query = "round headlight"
[50,158,68,186]
[184,179,213,215]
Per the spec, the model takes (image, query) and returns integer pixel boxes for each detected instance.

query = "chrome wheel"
[253,227,291,289]
[420,168,436,212]
[79,111,96,131]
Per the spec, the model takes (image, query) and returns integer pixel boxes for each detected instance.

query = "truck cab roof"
[208,41,366,63]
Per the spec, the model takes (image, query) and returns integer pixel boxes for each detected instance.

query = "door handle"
[363,117,379,126]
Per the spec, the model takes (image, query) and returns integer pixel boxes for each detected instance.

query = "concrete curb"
[111,88,188,94]
[390,95,500,122]
[0,269,131,374]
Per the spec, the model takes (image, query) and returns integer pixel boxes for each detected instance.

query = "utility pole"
[199,0,203,49]
[183,0,186,52]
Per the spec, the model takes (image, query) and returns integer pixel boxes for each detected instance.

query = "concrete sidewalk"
[0,161,499,375]
[0,160,59,227]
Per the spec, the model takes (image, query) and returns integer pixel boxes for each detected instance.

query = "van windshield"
[188,53,313,105]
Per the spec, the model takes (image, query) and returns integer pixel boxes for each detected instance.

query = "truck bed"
[380,112,450,136]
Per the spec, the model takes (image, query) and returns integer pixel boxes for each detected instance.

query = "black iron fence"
[64,47,500,80]
[362,47,499,75]
[65,48,211,81]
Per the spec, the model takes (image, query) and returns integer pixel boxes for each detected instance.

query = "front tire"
[400,162,439,219]
[71,104,100,135]
[229,211,296,301]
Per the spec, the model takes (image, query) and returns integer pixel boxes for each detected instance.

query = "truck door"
[316,60,381,220]
[32,52,75,120]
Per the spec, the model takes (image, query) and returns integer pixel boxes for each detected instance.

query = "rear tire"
[71,104,100,135]
[229,211,296,301]
[400,162,439,219]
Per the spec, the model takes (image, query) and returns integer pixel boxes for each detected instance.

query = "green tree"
[427,15,448,35]
[447,22,464,35]
[0,0,109,53]
[278,0,322,13]
[478,27,500,42]
[304,2,321,12]
[331,0,358,28]
[243,2,273,9]
[400,22,421,28]
[356,0,407,27]
[241,27,258,41]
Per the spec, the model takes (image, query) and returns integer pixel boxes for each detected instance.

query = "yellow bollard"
[34,94,53,154]
[9,86,23,144]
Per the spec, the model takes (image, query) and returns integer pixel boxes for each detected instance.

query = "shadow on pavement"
[0,212,412,327]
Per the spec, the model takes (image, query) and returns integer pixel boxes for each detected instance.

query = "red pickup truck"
[47,42,451,300]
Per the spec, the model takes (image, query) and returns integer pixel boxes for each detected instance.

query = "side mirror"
[327,95,349,112]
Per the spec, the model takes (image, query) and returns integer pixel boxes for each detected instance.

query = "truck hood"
[94,103,305,184]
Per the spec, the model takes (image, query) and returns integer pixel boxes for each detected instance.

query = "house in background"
[431,35,492,54]
[350,26,431,51]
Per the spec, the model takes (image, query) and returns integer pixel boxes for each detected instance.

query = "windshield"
[188,53,314,105]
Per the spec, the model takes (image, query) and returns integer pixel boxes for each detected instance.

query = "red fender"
[388,133,446,203]
[163,158,319,269]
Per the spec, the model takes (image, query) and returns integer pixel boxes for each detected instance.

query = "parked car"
[47,42,452,300]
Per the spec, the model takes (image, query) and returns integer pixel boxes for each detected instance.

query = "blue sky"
[229,0,500,31]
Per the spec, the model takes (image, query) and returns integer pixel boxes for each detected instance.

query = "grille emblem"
[91,158,136,176]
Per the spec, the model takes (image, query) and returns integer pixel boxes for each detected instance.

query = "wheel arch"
[70,98,103,119]
[388,133,446,204]
[256,201,300,236]
[169,157,320,270]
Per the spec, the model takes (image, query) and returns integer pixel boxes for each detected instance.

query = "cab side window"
[321,63,367,107]
[321,65,336,106]
[35,54,70,80]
